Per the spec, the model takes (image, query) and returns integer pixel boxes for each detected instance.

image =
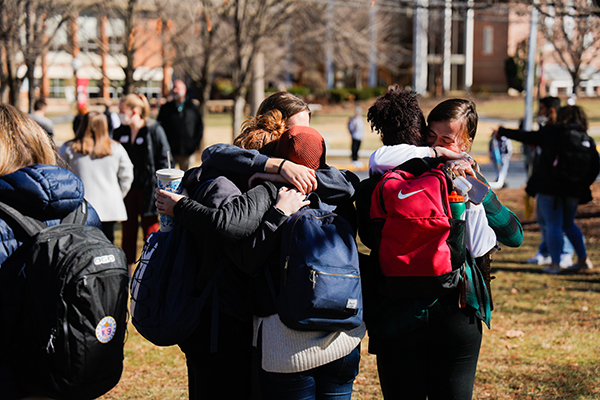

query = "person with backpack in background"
[154,92,358,399]
[495,105,599,274]
[59,111,133,243]
[357,91,506,400]
[113,93,171,272]
[517,97,575,268]
[348,106,364,167]
[0,104,105,399]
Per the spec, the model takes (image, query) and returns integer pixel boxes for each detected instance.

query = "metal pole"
[464,0,474,92]
[523,5,538,131]
[443,0,452,93]
[369,4,377,87]
[325,0,334,89]
[413,0,428,94]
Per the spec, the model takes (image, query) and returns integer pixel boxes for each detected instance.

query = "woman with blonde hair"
[0,104,100,399]
[113,94,170,268]
[59,111,134,243]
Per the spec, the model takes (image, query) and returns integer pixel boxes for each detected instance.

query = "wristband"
[431,147,439,158]
[277,159,287,174]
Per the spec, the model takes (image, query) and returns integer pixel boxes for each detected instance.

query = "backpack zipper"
[309,269,360,289]
[283,210,336,286]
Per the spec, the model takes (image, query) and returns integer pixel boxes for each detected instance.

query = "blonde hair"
[0,104,57,176]
[121,93,151,120]
[71,111,113,158]
[234,110,287,150]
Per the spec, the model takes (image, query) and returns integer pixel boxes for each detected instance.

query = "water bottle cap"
[448,191,465,202]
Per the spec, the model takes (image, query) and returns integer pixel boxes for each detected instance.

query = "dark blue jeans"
[374,296,482,400]
[259,345,361,400]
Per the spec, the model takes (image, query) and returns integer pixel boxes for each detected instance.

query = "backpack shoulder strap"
[0,201,46,238]
[61,200,89,225]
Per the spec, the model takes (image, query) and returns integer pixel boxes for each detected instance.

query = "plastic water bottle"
[448,191,466,220]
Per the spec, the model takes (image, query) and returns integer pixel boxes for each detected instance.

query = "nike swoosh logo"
[398,189,425,199]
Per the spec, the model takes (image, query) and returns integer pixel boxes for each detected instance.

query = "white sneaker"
[527,253,551,265]
[559,253,573,268]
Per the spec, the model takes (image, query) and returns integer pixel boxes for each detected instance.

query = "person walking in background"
[113,94,170,270]
[0,104,101,399]
[157,79,204,171]
[29,98,54,137]
[496,105,598,274]
[73,105,87,134]
[58,111,134,243]
[348,106,364,168]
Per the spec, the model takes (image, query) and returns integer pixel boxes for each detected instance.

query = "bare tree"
[536,0,600,91]
[0,0,75,109]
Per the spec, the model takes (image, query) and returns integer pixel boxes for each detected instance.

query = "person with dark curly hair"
[357,89,500,400]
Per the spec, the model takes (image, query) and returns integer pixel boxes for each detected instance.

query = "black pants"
[351,139,361,161]
[374,297,483,400]
[101,221,116,243]
[179,311,254,400]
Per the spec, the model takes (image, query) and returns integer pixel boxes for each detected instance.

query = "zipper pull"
[284,256,290,286]
[310,270,317,289]
[46,329,56,354]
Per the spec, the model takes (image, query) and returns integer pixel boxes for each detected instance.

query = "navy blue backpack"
[130,180,222,348]
[272,195,363,331]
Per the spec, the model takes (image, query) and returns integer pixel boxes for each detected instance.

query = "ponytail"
[235,110,287,150]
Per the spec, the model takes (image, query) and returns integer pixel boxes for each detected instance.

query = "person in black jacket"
[496,105,599,273]
[113,94,171,269]
[157,79,203,171]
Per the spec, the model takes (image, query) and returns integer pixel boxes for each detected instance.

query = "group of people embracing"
[155,88,524,400]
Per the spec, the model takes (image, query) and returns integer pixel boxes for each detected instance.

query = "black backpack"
[553,127,598,185]
[0,201,129,400]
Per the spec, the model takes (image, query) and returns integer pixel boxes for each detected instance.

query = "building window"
[483,26,493,55]
[49,78,66,98]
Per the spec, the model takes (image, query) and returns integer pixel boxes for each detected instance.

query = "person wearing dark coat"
[157,79,204,171]
[0,104,101,399]
[112,94,170,267]
[496,105,599,273]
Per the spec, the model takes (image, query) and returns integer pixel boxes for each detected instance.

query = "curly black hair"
[367,88,426,146]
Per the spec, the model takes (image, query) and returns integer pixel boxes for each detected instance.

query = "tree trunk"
[27,61,36,113]
[232,91,246,142]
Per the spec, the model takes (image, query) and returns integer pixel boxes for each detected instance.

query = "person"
[157,79,204,171]
[348,106,364,167]
[58,111,134,243]
[155,92,360,399]
[496,105,598,274]
[357,91,504,400]
[103,99,121,137]
[488,133,512,190]
[29,98,54,137]
[523,97,575,267]
[112,93,171,270]
[0,104,101,399]
[73,104,87,134]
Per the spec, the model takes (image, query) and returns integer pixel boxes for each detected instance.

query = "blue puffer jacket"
[0,164,101,266]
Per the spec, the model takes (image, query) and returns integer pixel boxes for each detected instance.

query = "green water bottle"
[449,191,466,220]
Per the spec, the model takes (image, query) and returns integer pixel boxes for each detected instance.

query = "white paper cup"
[156,168,185,232]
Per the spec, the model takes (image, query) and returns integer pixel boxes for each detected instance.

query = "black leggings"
[374,297,483,400]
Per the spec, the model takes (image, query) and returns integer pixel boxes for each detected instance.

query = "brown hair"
[235,110,287,150]
[0,104,57,176]
[256,91,310,122]
[427,99,478,149]
[556,105,588,131]
[121,93,151,120]
[71,111,113,157]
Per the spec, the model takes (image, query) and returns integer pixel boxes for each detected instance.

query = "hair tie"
[277,159,287,174]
